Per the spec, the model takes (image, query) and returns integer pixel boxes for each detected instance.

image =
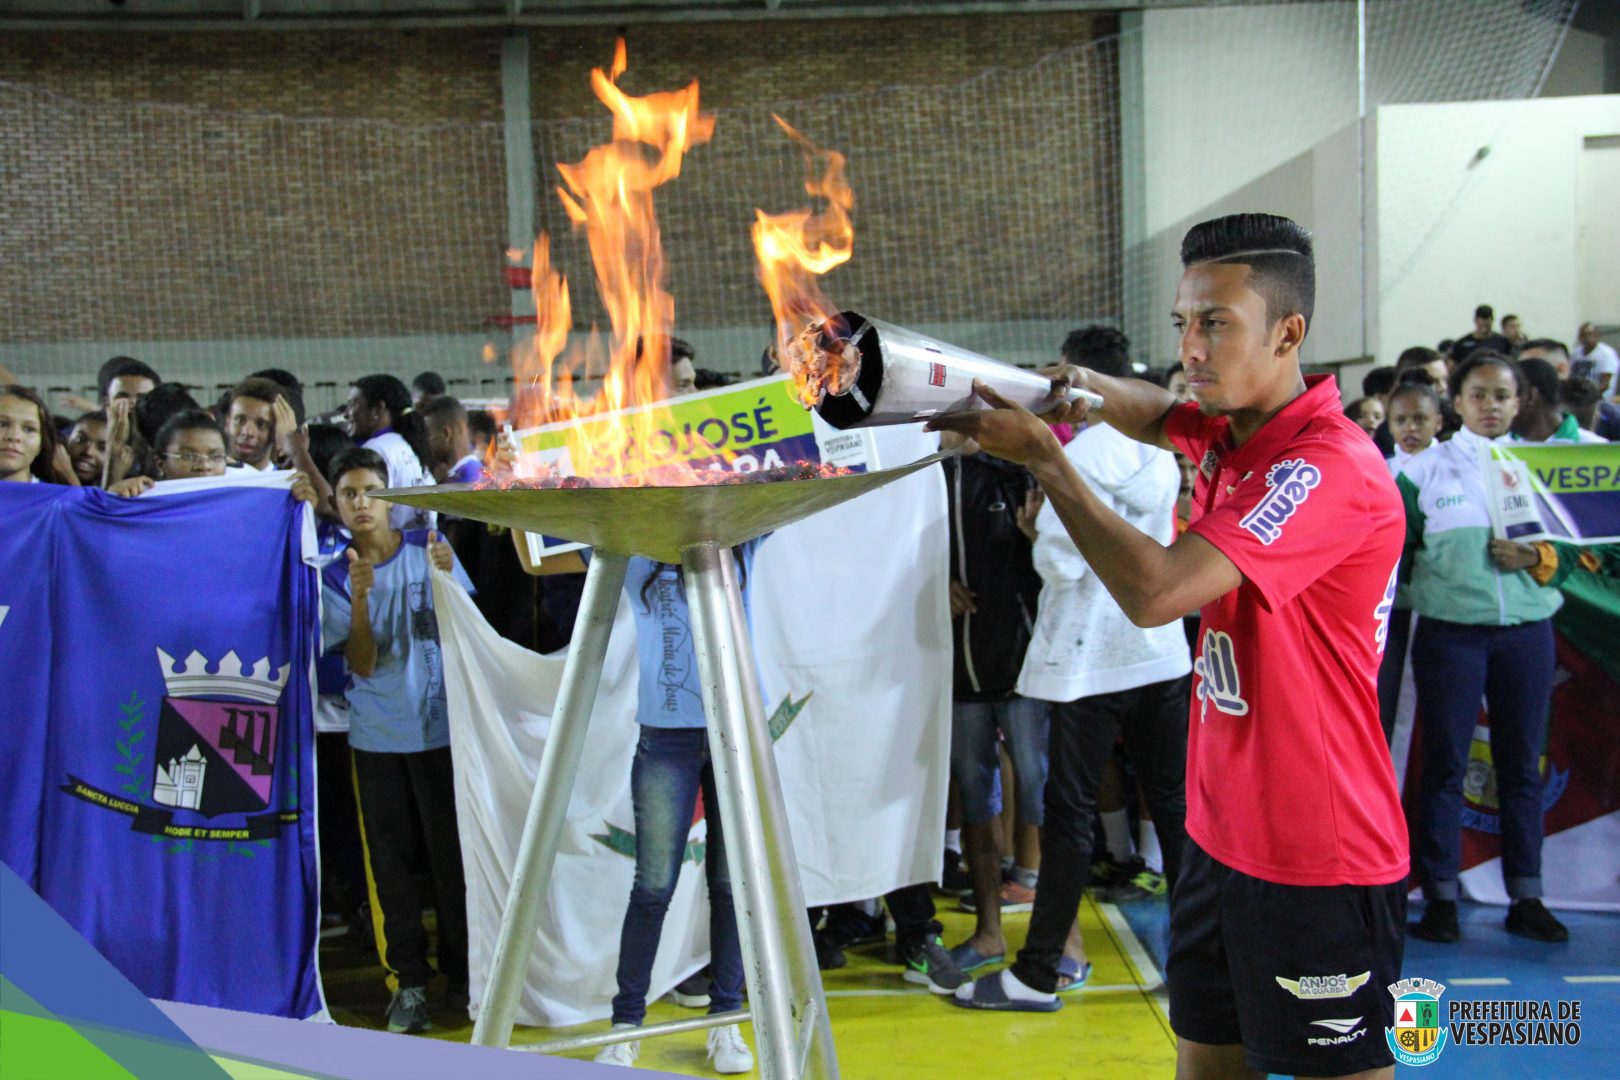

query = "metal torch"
[794,310,1104,429]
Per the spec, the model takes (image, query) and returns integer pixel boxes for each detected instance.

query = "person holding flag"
[932,213,1408,1080]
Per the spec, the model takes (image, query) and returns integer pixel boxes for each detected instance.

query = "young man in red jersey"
[934,213,1408,1080]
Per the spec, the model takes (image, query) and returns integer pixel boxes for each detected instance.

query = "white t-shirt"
[363,429,433,531]
[1571,340,1619,392]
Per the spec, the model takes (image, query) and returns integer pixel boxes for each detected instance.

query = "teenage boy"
[321,447,475,1035]
[933,214,1408,1080]
[420,396,487,486]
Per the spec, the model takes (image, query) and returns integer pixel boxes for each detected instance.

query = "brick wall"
[1,14,1118,359]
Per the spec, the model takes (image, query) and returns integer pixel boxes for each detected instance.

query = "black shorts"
[1167,838,1407,1077]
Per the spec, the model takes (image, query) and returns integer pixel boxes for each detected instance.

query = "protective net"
[0,0,1578,412]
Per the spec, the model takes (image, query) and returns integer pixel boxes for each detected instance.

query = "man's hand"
[427,529,454,573]
[289,471,318,506]
[274,396,306,463]
[346,549,375,598]
[1015,486,1044,542]
[109,476,155,497]
[50,443,81,486]
[1038,364,1098,427]
[1489,538,1541,572]
[948,579,977,618]
[926,381,1064,468]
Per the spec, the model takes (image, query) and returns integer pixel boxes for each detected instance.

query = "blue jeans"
[610,727,744,1025]
[1411,617,1555,901]
[950,697,1050,827]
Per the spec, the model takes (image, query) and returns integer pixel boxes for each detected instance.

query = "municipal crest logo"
[1387,977,1448,1066]
[60,646,298,850]
[152,648,288,817]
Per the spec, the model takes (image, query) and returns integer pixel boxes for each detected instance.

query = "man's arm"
[931,381,1240,627]
[1032,450,1240,626]
[344,551,378,677]
[1044,366,1179,451]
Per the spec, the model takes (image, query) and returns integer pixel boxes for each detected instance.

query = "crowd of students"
[1,304,1612,1070]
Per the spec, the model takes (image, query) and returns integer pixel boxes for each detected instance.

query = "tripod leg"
[682,542,839,1080]
[472,550,630,1048]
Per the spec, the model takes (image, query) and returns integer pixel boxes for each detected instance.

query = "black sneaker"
[812,931,847,971]
[900,926,967,994]
[386,986,432,1034]
[1409,899,1460,944]
[670,971,712,1008]
[820,905,887,951]
[445,981,470,1012]
[1505,899,1568,943]
[1087,855,1126,889]
[1096,861,1166,904]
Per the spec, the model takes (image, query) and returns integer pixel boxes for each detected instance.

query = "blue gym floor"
[1117,898,1620,1078]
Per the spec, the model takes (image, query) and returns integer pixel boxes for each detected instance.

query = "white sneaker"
[594,1024,640,1067]
[706,1023,754,1074]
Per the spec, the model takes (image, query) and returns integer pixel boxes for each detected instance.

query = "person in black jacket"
[941,439,1050,974]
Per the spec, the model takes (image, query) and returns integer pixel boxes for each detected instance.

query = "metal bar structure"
[465,540,837,1077]
[682,542,839,1079]
[517,1009,752,1057]
[471,551,631,1049]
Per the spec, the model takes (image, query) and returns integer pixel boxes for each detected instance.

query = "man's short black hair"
[1436,338,1455,354]
[328,446,390,488]
[1474,304,1494,322]
[1518,337,1569,359]
[228,376,285,411]
[1560,376,1600,410]
[1060,325,1131,378]
[1362,366,1398,398]
[137,382,202,445]
[467,409,497,445]
[1180,213,1315,337]
[1517,357,1560,406]
[694,368,735,390]
[305,423,355,482]
[1395,346,1441,374]
[1388,379,1441,412]
[250,368,302,392]
[1449,350,1521,399]
[412,371,447,397]
[419,395,466,427]
[1502,313,1520,325]
[98,356,161,401]
[153,409,227,458]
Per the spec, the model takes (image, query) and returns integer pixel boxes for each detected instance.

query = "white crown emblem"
[156,648,290,706]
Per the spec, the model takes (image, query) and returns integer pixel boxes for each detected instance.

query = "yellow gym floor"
[321,892,1176,1078]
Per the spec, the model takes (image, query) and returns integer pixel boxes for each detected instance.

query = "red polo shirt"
[1166,375,1408,886]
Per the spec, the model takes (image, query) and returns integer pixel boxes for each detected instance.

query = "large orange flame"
[504,40,716,484]
[751,117,856,407]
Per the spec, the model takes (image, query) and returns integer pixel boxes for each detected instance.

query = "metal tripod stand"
[379,452,946,1080]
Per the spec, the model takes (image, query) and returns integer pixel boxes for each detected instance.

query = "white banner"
[435,427,950,1028]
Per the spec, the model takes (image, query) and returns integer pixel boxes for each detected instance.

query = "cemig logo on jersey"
[1387,978,1449,1067]
[1277,971,1371,1000]
[1239,458,1322,545]
[1500,468,1520,490]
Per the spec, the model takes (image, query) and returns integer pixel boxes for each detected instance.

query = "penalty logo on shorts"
[1387,978,1448,1067]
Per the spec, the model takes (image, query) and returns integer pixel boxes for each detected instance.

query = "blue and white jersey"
[321,529,474,753]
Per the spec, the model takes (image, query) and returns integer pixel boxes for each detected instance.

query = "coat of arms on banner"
[151,648,288,817]
[59,647,299,847]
